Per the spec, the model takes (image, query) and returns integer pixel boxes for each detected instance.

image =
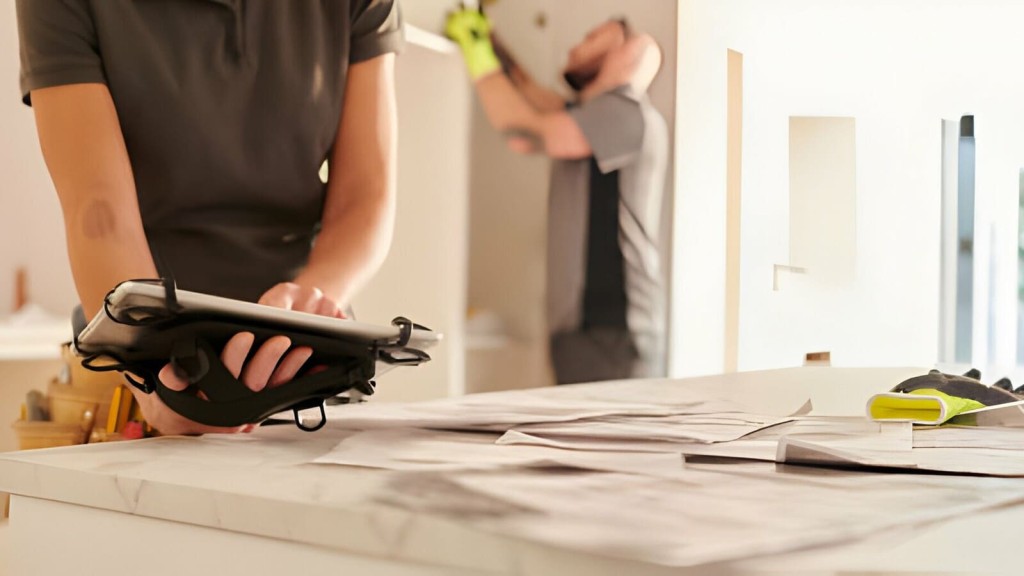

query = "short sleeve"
[349,0,404,64]
[568,87,646,174]
[16,0,107,106]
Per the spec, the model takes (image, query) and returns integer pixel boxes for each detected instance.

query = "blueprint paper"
[376,462,1024,567]
[323,394,810,433]
[507,413,794,444]
[313,427,686,477]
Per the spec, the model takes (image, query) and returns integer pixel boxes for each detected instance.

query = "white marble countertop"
[7,367,1023,573]
[0,427,522,572]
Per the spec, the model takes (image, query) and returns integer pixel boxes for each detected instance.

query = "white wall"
[673,0,1024,377]
[0,3,78,318]
[461,0,556,395]
[467,0,553,344]
[399,0,453,34]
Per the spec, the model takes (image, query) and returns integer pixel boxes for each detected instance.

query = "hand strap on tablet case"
[76,279,432,431]
[160,337,376,431]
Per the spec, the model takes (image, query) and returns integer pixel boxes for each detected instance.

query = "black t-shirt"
[17,0,404,302]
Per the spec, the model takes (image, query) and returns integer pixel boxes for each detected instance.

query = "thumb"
[258,284,295,310]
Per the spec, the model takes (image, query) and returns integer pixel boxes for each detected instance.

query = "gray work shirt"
[548,86,668,378]
[17,0,403,302]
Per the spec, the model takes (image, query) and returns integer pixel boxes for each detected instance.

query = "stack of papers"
[323,392,809,433]
[316,395,810,476]
[313,428,686,476]
[304,376,1024,567]
[777,426,1024,476]
[509,412,795,444]
[498,417,911,459]
[321,385,1024,478]
[374,461,1024,567]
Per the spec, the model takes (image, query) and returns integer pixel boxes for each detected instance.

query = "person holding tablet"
[16,0,403,434]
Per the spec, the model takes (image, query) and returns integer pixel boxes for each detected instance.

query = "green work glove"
[445,7,502,80]
[867,370,1019,425]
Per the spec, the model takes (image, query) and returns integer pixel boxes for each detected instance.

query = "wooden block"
[14,267,27,312]
[805,351,832,366]
[12,420,88,450]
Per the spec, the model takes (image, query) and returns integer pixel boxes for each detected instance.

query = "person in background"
[447,8,668,384]
[16,0,403,434]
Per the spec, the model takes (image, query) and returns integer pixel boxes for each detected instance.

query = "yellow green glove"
[867,370,1019,425]
[445,7,501,80]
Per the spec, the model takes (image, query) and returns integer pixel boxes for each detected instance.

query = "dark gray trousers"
[550,328,638,385]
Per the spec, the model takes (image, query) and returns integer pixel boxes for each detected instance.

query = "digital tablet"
[72,280,441,430]
[76,280,441,354]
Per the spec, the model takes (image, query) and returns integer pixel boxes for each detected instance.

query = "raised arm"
[491,32,566,114]
[31,84,159,319]
[446,9,593,160]
[472,73,593,159]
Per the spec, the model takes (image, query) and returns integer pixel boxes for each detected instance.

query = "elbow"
[542,135,592,160]
[493,116,530,135]
[538,115,593,160]
[506,137,537,155]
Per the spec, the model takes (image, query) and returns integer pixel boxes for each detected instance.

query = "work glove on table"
[868,369,1021,425]
[445,5,502,80]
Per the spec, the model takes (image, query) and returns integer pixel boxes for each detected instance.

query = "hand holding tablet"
[74,280,438,433]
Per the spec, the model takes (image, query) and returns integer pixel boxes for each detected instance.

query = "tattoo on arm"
[81,200,117,240]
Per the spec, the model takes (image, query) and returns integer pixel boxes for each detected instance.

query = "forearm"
[517,78,568,114]
[295,54,397,306]
[293,188,394,307]
[31,84,158,319]
[474,72,545,134]
[491,33,566,113]
[473,73,593,159]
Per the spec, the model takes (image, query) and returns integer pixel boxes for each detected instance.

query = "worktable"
[3,367,1024,575]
